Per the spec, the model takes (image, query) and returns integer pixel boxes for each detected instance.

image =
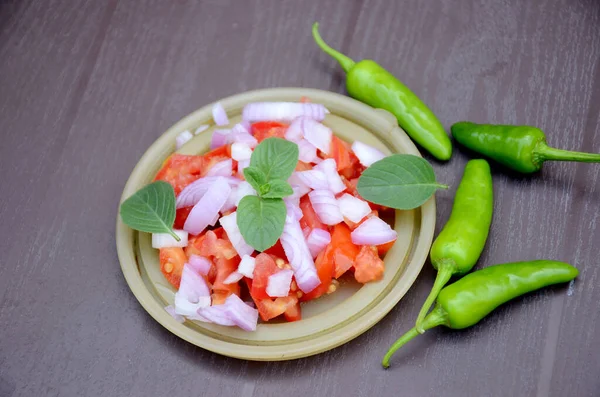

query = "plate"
[116,87,436,361]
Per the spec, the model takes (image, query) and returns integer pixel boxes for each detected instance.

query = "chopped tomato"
[187,229,236,260]
[174,206,193,229]
[251,121,288,143]
[295,161,312,172]
[212,256,241,295]
[354,245,385,283]
[330,223,360,278]
[211,291,232,305]
[299,195,326,231]
[159,247,187,289]
[264,240,287,261]
[255,296,298,321]
[377,240,395,256]
[154,154,204,195]
[203,145,230,161]
[323,136,357,179]
[283,298,302,322]
[201,154,230,178]
[300,244,334,301]
[250,253,280,300]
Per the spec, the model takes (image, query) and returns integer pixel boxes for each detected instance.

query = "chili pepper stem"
[382,304,448,368]
[415,264,454,333]
[534,142,600,164]
[311,22,356,73]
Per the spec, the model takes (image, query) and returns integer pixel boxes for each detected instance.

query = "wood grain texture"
[0,0,598,396]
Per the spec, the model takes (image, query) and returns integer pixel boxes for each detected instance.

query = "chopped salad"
[149,101,398,330]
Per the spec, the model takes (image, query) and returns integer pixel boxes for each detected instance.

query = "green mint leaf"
[119,181,180,240]
[236,195,286,251]
[259,183,271,196]
[262,179,294,199]
[250,137,299,181]
[357,154,447,210]
[244,166,268,192]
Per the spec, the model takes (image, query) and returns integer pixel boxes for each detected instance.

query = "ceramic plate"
[116,87,436,361]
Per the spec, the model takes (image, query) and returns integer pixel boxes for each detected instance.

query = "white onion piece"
[308,190,344,225]
[194,124,210,135]
[209,212,220,226]
[188,255,212,276]
[237,255,256,278]
[284,195,303,220]
[193,305,235,326]
[176,176,240,209]
[266,269,294,298]
[165,305,185,323]
[337,193,371,223]
[288,172,311,197]
[174,264,211,316]
[237,159,250,174]
[302,119,332,155]
[285,118,305,142]
[231,122,249,135]
[219,212,254,257]
[296,170,329,190]
[280,204,320,293]
[297,139,318,163]
[175,130,193,149]
[234,181,257,206]
[315,158,346,194]
[223,271,244,285]
[152,230,188,248]
[212,102,229,126]
[222,294,259,331]
[351,216,398,245]
[210,129,231,149]
[184,178,231,235]
[242,102,329,123]
[306,229,331,259]
[231,142,253,161]
[231,123,258,148]
[221,186,238,213]
[205,159,233,177]
[351,141,386,167]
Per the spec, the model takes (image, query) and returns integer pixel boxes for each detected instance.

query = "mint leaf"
[244,166,268,192]
[236,196,286,251]
[262,179,294,199]
[250,137,299,181]
[357,154,447,210]
[119,181,180,240]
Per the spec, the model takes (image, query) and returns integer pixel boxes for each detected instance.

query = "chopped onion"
[188,255,212,276]
[280,204,320,293]
[237,255,256,278]
[184,178,231,235]
[308,190,344,225]
[351,216,398,245]
[152,229,188,248]
[175,130,193,149]
[174,264,211,316]
[306,229,331,259]
[219,211,254,257]
[351,141,386,167]
[237,159,250,174]
[212,102,229,126]
[231,122,249,135]
[231,123,258,148]
[165,305,185,323]
[205,159,232,177]
[221,294,259,331]
[266,269,294,297]
[194,124,209,135]
[210,129,231,149]
[302,119,332,155]
[297,139,318,163]
[337,193,371,223]
[296,170,329,190]
[234,181,257,206]
[223,271,244,285]
[284,118,305,142]
[231,142,253,161]
[315,158,346,194]
[193,305,235,326]
[242,102,329,123]
[288,172,311,197]
[176,176,240,209]
[221,186,238,213]
[284,196,303,220]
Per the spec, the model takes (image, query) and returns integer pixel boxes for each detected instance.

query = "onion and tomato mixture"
[155,101,397,331]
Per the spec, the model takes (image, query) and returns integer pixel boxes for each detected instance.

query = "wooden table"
[1,1,599,396]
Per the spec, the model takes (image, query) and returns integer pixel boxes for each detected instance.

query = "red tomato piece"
[174,206,193,229]
[283,299,302,322]
[154,154,205,195]
[211,291,232,305]
[251,121,289,143]
[212,256,241,295]
[299,195,326,232]
[187,229,236,260]
[255,296,298,321]
[159,247,188,289]
[330,223,360,278]
[377,240,395,256]
[295,161,312,172]
[300,244,335,301]
[250,253,281,300]
[264,240,288,261]
[354,245,385,283]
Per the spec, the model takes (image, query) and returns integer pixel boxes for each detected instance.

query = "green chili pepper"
[312,22,452,161]
[451,122,600,173]
[415,159,493,332]
[382,260,578,368]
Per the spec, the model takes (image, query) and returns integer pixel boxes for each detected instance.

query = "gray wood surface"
[1,1,599,396]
